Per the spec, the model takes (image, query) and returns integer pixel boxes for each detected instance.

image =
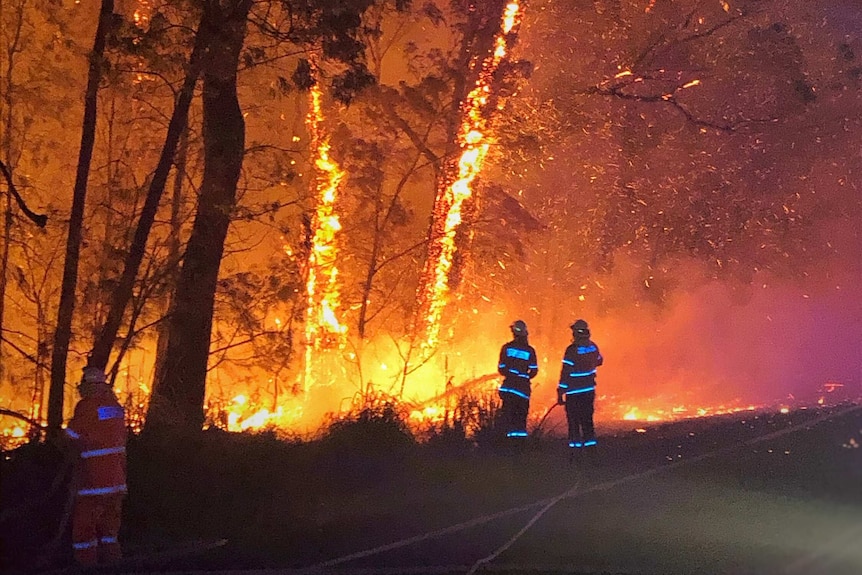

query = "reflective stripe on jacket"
[498,337,539,397]
[65,390,127,497]
[558,338,603,395]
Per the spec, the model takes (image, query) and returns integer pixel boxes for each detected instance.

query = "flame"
[415,2,523,349]
[617,401,759,422]
[133,1,152,30]
[222,394,302,432]
[304,79,348,386]
[622,407,662,422]
[409,405,445,424]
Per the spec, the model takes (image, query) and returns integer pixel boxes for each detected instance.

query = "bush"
[421,391,501,450]
[322,391,414,452]
[0,439,72,569]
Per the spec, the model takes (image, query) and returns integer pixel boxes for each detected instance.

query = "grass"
[2,402,860,572]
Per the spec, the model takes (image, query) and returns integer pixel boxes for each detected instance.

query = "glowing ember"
[304,77,348,388]
[414,2,523,349]
[133,1,152,29]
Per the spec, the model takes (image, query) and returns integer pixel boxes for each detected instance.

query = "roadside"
[3,403,860,573]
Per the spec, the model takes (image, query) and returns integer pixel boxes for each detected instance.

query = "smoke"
[523,255,862,417]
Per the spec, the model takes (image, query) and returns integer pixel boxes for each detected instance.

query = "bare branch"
[0,407,43,429]
[0,160,47,227]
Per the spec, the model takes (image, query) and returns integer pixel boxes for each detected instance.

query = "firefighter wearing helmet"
[557,319,603,452]
[63,366,127,567]
[497,319,539,439]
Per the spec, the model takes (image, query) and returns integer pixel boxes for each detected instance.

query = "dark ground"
[2,403,861,574]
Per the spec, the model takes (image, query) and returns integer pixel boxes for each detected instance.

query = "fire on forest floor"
[0,379,855,450]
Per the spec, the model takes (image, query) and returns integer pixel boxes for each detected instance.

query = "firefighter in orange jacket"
[64,366,127,567]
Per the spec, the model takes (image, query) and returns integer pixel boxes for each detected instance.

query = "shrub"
[422,391,501,449]
[322,390,414,453]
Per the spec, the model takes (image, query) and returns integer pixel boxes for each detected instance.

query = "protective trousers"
[564,390,596,446]
[71,493,123,566]
[500,393,529,437]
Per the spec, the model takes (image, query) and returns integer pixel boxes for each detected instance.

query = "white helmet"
[82,366,108,385]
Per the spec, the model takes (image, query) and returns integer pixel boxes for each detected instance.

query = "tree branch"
[582,84,777,132]
[0,160,47,228]
[0,407,43,429]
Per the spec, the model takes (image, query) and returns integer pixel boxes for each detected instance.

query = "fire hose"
[531,400,562,436]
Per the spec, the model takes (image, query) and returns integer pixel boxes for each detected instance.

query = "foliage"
[211,256,303,380]
[322,389,415,450]
[419,389,501,449]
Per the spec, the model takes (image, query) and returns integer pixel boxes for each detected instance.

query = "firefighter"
[557,319,603,452]
[497,319,539,439]
[63,366,127,567]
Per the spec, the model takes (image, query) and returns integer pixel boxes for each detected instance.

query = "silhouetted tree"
[47,0,115,435]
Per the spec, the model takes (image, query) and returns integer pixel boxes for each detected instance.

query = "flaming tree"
[413,1,524,350]
[302,71,349,391]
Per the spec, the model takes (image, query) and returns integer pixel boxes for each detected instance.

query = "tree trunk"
[0,0,27,389]
[0,187,11,385]
[47,0,114,435]
[413,0,514,344]
[146,0,251,434]
[152,128,187,387]
[87,12,209,373]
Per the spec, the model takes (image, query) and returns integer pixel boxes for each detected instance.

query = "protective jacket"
[558,337,603,396]
[498,336,539,398]
[65,388,127,497]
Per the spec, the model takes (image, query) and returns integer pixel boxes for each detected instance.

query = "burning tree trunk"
[146,0,252,434]
[300,72,352,395]
[413,0,523,349]
[304,78,348,353]
[47,0,114,435]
